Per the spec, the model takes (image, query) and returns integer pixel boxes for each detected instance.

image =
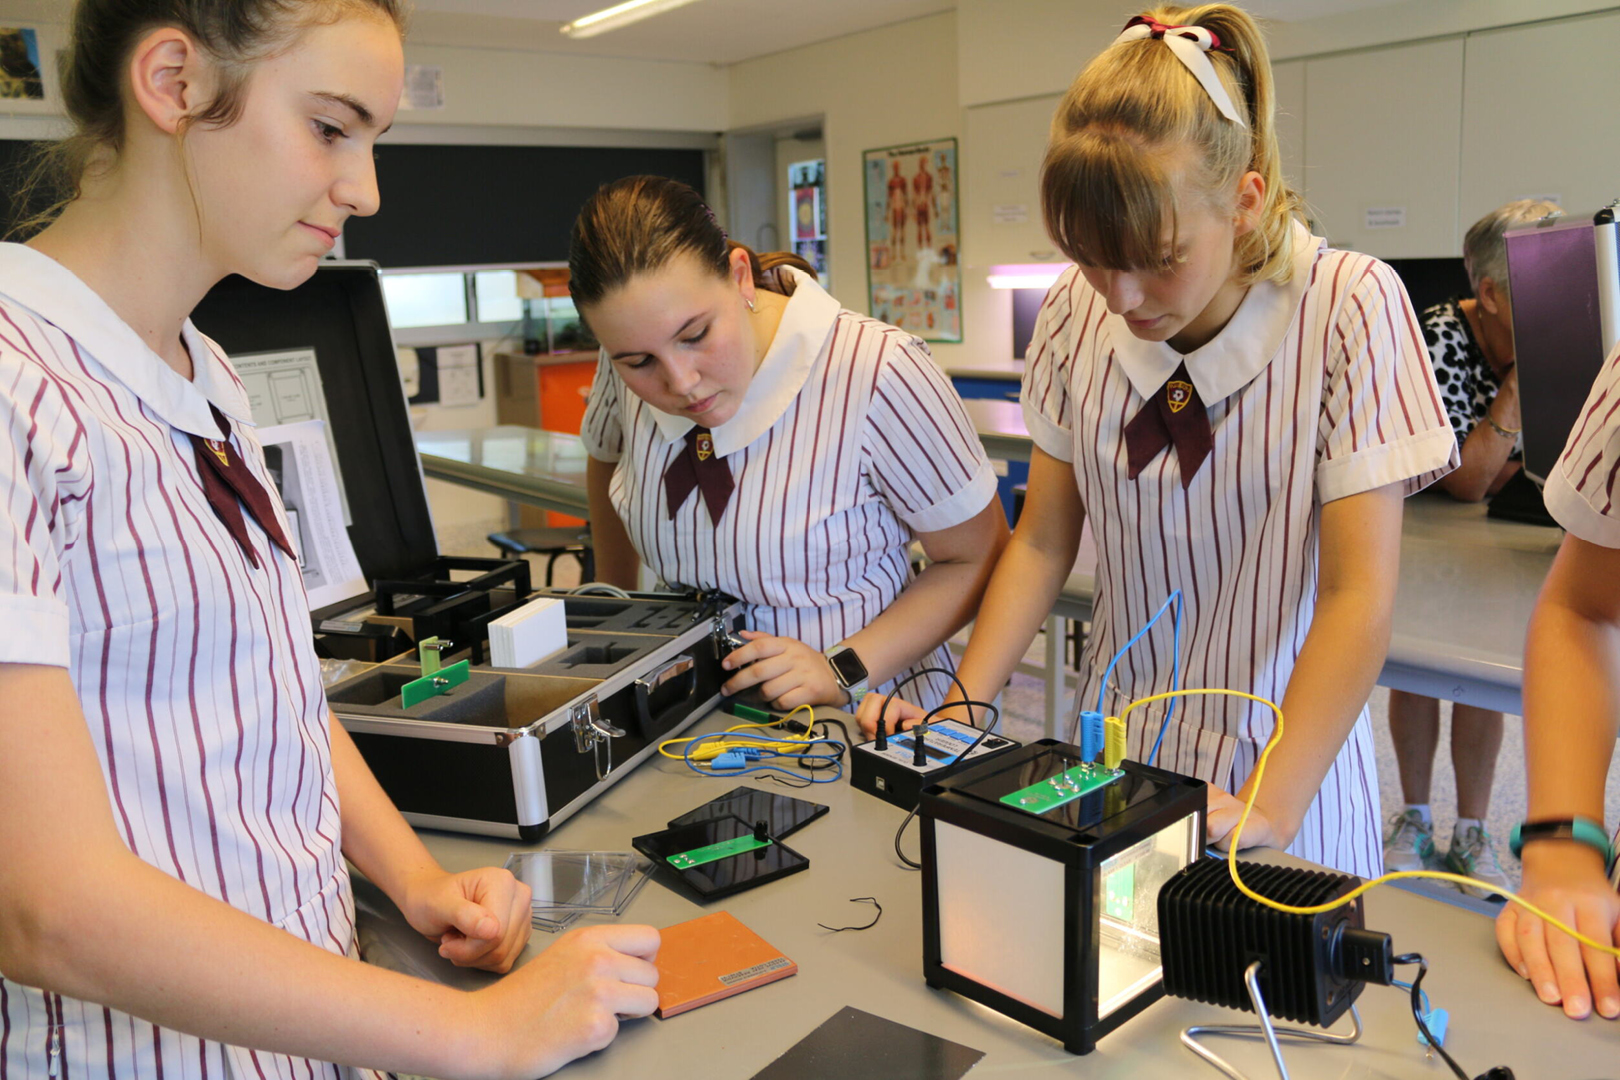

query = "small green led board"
[667,834,772,870]
[1001,762,1124,815]
[1104,862,1136,922]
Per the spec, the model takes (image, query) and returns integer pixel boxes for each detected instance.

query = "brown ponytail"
[569,175,815,308]
[1041,3,1302,286]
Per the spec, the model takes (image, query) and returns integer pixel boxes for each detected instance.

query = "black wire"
[888,698,1002,871]
[876,666,972,737]
[894,805,923,870]
[1393,953,1470,1080]
[758,770,813,789]
[817,896,883,932]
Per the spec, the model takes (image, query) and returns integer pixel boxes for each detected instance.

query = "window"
[380,272,468,329]
[473,270,524,324]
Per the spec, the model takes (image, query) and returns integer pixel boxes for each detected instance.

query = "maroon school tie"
[189,405,297,569]
[663,427,735,523]
[1123,362,1215,488]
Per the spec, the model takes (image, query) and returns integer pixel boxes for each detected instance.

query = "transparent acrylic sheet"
[503,851,652,925]
[529,867,654,933]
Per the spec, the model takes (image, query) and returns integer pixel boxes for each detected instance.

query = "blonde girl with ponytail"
[859,4,1458,879]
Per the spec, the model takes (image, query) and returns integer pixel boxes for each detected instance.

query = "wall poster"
[863,137,960,342]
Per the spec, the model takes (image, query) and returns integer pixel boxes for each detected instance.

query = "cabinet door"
[962,94,1064,269]
[1460,11,1620,227]
[1304,37,1463,258]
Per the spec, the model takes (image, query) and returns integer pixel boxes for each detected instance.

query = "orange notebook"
[654,911,797,1018]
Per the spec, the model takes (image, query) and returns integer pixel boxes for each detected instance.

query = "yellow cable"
[658,704,821,763]
[1117,687,1620,961]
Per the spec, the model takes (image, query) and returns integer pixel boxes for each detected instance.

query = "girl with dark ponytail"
[572,175,1008,713]
[861,5,1459,881]
[0,4,658,1077]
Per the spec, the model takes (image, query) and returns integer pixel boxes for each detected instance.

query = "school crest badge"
[696,432,714,461]
[1166,380,1194,415]
[205,439,230,467]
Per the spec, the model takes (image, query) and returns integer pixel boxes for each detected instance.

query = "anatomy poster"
[863,137,960,343]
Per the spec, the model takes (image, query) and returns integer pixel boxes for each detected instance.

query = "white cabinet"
[1459,10,1620,227]
[961,93,1064,269]
[1303,37,1463,258]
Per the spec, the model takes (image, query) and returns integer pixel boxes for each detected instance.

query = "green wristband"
[1510,817,1614,864]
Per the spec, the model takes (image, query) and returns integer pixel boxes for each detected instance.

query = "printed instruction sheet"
[233,348,354,523]
[259,420,367,611]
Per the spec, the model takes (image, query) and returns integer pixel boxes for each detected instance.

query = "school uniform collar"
[642,267,840,457]
[1109,221,1323,407]
[0,243,254,438]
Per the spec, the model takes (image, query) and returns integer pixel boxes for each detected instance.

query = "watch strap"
[1510,817,1614,863]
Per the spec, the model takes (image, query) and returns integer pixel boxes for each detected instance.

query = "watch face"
[829,648,868,686]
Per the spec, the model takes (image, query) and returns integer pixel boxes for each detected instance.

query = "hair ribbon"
[1116,15,1247,128]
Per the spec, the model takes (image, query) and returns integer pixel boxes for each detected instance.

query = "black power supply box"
[852,718,1021,810]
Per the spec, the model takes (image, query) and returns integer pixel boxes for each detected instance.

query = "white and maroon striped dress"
[1545,341,1620,547]
[582,268,997,710]
[0,244,368,1080]
[1022,224,1458,878]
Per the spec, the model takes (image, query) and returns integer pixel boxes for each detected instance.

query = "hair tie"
[1116,15,1247,128]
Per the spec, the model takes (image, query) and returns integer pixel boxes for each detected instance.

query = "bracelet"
[1486,413,1522,439]
[1510,817,1614,864]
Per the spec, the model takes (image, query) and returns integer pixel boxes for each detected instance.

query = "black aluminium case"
[192,263,743,841]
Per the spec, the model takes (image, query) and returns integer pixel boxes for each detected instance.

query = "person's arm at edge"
[1495,534,1620,1020]
[1207,483,1403,849]
[587,455,639,589]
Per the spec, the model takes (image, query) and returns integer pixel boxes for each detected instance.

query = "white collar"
[1109,220,1323,406]
[0,243,254,438]
[635,267,841,457]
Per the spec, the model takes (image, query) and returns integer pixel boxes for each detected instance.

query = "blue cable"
[680,728,846,784]
[1092,590,1183,768]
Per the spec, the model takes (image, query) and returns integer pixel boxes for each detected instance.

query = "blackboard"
[343,142,707,268]
[1,137,707,266]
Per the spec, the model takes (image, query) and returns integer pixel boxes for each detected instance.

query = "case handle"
[634,655,698,737]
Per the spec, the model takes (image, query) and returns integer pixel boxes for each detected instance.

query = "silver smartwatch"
[825,646,869,707]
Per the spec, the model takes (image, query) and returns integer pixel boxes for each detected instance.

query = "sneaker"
[1444,825,1512,900]
[1384,809,1438,873]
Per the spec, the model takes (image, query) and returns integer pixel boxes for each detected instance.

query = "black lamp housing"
[919,739,1206,1054]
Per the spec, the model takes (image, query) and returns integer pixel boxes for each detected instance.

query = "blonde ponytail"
[1041,4,1302,286]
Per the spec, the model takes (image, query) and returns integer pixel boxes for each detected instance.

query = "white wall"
[0,4,728,136]
[955,0,1620,107]
[729,12,1008,370]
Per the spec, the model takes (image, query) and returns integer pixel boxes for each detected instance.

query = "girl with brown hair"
[573,175,1008,713]
[0,3,657,1076]
[860,5,1458,878]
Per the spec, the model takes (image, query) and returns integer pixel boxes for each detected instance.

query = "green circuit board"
[667,834,772,869]
[1001,762,1125,815]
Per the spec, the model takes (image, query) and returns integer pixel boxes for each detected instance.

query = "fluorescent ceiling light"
[987,263,1071,290]
[560,0,704,38]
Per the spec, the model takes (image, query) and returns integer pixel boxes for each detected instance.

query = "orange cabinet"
[495,350,598,527]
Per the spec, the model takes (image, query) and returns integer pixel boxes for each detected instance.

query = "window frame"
[380,261,567,348]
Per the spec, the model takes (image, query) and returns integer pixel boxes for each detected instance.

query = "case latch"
[711,616,745,659]
[570,696,625,780]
